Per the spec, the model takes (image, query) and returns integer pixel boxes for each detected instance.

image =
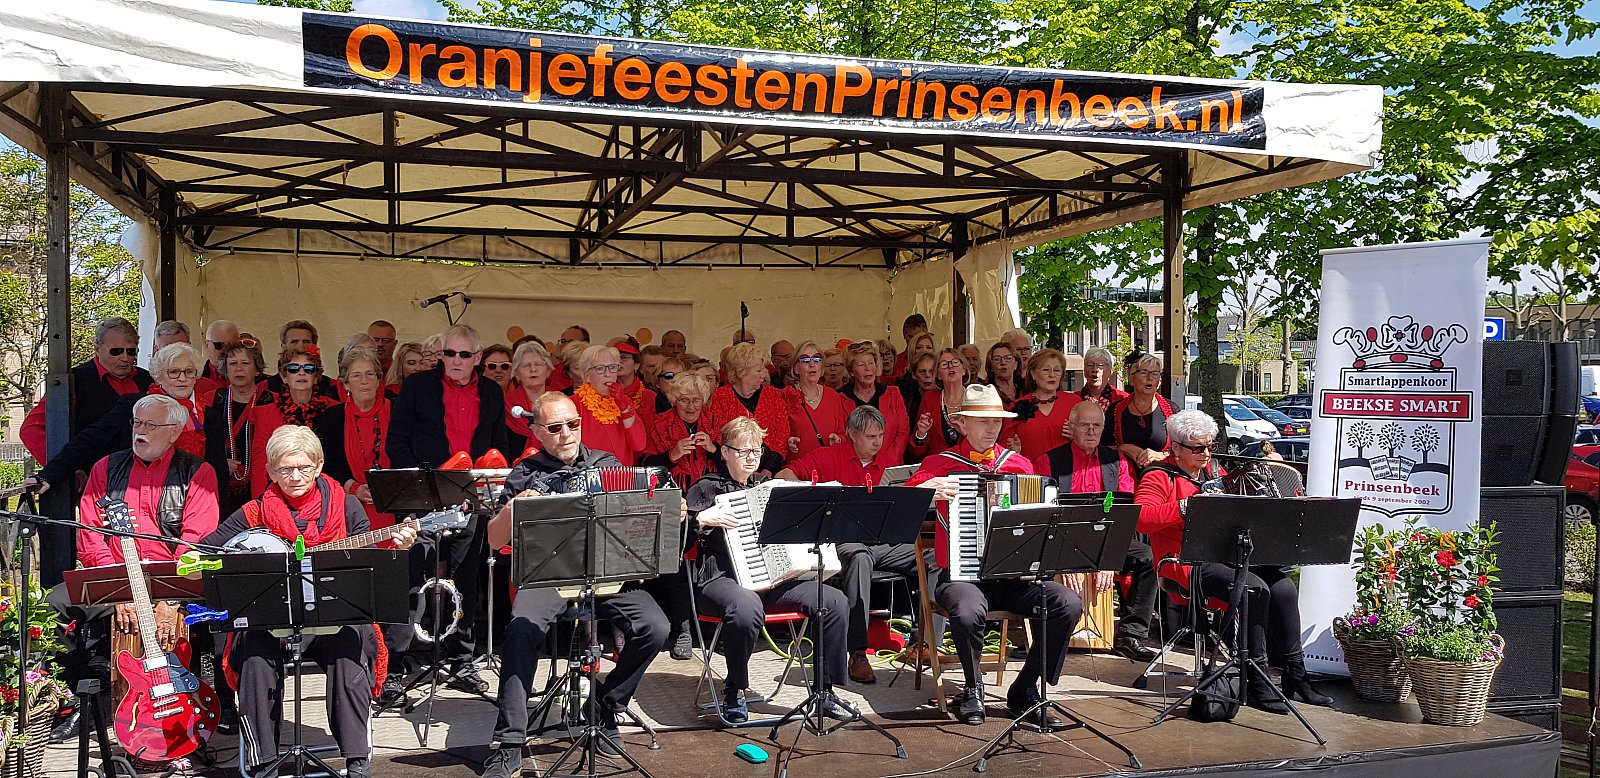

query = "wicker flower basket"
[1,683,62,778]
[1338,635,1412,702]
[0,715,11,774]
[1400,635,1504,727]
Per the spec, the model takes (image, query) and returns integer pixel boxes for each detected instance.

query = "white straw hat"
[951,384,1017,418]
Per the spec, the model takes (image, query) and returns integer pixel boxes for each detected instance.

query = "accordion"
[571,466,671,495]
[716,480,842,592]
[946,473,1053,582]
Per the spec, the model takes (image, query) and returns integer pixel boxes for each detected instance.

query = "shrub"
[1567,521,1596,591]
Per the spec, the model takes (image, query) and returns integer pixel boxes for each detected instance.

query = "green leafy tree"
[255,0,353,9]
[0,148,140,411]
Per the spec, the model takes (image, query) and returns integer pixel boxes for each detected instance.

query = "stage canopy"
[0,0,1380,359]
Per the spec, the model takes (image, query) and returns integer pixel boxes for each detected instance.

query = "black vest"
[104,449,204,539]
[1045,444,1121,493]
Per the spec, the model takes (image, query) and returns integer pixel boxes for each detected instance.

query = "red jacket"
[710,384,791,460]
[906,443,1033,570]
[1134,464,1216,590]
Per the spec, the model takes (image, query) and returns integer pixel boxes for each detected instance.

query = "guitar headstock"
[416,508,470,533]
[98,498,136,535]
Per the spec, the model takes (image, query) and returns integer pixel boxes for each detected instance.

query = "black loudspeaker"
[1485,700,1560,731]
[1482,341,1579,487]
[1487,593,1563,703]
[1480,486,1565,595]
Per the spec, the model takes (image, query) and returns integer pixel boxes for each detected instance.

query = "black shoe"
[376,676,409,710]
[957,684,986,725]
[345,757,371,778]
[1112,636,1158,663]
[1006,685,1065,729]
[819,692,859,721]
[1282,662,1334,706]
[1247,672,1290,715]
[47,706,81,744]
[481,746,523,778]
[722,688,748,725]
[216,706,238,736]
[593,707,624,756]
[669,631,693,661]
[447,661,490,695]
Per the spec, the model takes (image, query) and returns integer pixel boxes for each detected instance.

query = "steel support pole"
[40,85,75,587]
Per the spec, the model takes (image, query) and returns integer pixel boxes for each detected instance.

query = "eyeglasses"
[105,347,135,357]
[588,364,621,374]
[658,371,677,381]
[1132,370,1162,379]
[484,362,512,371]
[282,363,320,375]
[162,368,199,380]
[1176,441,1217,453]
[937,360,964,369]
[723,445,763,460]
[1035,367,1064,376]
[345,370,379,382]
[541,418,583,434]
[441,349,477,359]
[130,419,178,431]
[272,464,319,479]
[796,356,823,364]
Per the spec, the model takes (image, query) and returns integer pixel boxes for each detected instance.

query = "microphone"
[510,405,529,419]
[420,293,452,308]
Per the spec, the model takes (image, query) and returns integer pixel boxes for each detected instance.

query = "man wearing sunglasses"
[389,323,510,695]
[21,317,153,468]
[366,319,398,375]
[201,319,240,383]
[480,391,677,777]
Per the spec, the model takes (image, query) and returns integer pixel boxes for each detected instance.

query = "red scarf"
[243,475,349,547]
[343,397,391,485]
[277,391,338,428]
[148,384,205,459]
[505,384,544,439]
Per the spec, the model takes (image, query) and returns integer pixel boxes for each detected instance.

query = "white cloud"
[352,0,449,21]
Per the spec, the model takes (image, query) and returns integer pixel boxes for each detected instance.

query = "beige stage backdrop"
[151,229,983,365]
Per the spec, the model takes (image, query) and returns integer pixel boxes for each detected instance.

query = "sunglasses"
[282,363,320,374]
[1176,441,1217,453]
[105,347,135,357]
[484,362,512,370]
[541,418,583,434]
[796,356,823,364]
[658,371,677,381]
[441,348,477,359]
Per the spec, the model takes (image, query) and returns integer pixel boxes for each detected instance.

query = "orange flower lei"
[575,383,622,424]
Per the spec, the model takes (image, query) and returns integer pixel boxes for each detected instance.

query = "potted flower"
[1393,523,1504,726]
[1333,522,1414,701]
[0,584,68,778]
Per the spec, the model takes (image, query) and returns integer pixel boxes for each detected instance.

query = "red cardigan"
[1134,464,1214,589]
[710,384,791,460]
[1112,393,1174,452]
[842,383,909,466]
[645,410,720,488]
[575,393,648,466]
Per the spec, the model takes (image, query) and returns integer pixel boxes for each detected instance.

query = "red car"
[1564,453,1599,526]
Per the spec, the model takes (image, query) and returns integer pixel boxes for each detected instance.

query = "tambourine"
[413,577,463,644]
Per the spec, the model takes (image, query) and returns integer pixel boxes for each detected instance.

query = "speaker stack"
[1479,340,1578,730]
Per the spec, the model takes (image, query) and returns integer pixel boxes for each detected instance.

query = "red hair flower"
[304,344,321,360]
[1465,595,1480,609]
[1435,550,1457,568]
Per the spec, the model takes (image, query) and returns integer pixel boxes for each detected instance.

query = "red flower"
[1410,532,1427,542]
[1435,551,1457,568]
[27,625,42,639]
[0,599,10,619]
[1465,595,1481,608]
[1477,574,1489,587]
[0,687,16,703]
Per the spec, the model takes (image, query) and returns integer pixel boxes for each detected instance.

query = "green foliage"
[255,0,353,9]
[1566,521,1595,591]
[0,148,140,409]
[0,586,67,719]
[0,462,23,490]
[1336,523,1412,641]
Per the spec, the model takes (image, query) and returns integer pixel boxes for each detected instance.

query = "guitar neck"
[116,535,166,662]
[309,519,413,552]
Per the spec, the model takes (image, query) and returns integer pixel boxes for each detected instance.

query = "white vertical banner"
[1300,238,1490,675]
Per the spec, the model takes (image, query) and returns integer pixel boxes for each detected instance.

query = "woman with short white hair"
[1134,409,1330,712]
[316,346,392,528]
[202,425,414,778]
[504,340,556,458]
[1077,346,1127,447]
[644,371,719,488]
[1113,353,1173,469]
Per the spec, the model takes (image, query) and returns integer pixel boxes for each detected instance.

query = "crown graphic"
[1332,316,1468,369]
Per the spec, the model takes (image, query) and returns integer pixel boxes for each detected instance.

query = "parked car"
[1239,436,1311,464]
[1278,405,1313,423]
[1564,453,1599,527]
[1221,399,1279,453]
[1226,394,1309,436]
[1272,393,1312,408]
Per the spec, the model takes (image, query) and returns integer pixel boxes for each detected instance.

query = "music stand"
[366,468,483,728]
[1150,495,1362,743]
[204,549,408,778]
[64,561,206,607]
[967,502,1143,772]
[755,485,930,778]
[510,487,682,778]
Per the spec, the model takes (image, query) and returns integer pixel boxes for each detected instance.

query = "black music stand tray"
[755,485,930,778]
[366,468,484,730]
[511,488,682,778]
[1150,495,1362,744]
[204,549,407,778]
[968,502,1142,772]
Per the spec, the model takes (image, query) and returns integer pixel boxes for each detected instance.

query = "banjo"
[220,508,469,553]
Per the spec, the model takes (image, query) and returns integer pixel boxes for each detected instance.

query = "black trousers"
[835,542,921,652]
[1193,563,1302,665]
[934,578,1081,689]
[492,587,669,746]
[694,576,849,692]
[232,626,371,768]
[1119,540,1159,640]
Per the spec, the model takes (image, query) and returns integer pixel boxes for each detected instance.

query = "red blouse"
[841,383,909,466]
[782,385,849,459]
[710,384,791,460]
[1002,392,1081,463]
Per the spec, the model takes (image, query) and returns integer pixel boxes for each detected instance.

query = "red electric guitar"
[101,499,221,763]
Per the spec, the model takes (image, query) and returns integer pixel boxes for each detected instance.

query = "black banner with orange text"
[304,14,1266,147]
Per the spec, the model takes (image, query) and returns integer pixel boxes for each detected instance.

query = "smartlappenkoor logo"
[1319,316,1473,516]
